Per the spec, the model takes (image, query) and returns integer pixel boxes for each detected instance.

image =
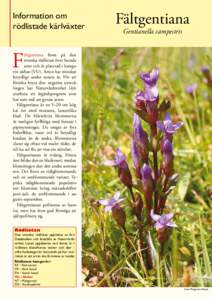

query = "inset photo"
[82,48,212,287]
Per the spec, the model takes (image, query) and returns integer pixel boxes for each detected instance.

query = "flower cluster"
[135,68,159,123]
[98,68,183,263]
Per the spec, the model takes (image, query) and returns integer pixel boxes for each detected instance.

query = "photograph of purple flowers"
[82,48,212,287]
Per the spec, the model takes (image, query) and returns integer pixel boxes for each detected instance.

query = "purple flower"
[201,66,212,87]
[99,191,124,212]
[139,68,159,101]
[201,65,210,75]
[133,113,143,140]
[162,139,173,155]
[162,139,173,175]
[134,91,147,112]
[105,149,133,187]
[99,192,126,228]
[140,68,159,87]
[141,163,154,222]
[135,90,158,123]
[157,113,183,139]
[141,163,152,180]
[133,113,148,161]
[150,210,177,230]
[135,68,160,123]
[145,99,158,123]
[141,163,154,202]
[135,85,158,103]
[104,148,125,167]
[162,138,173,154]
[185,83,198,95]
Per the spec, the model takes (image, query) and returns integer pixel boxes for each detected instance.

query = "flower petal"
[174,122,184,130]
[150,210,161,222]
[117,198,124,204]
[98,199,110,206]
[162,213,174,223]
[113,191,121,201]
[156,121,165,131]
[140,68,159,86]
[146,86,159,100]
[135,90,147,101]
[164,112,171,121]
[155,222,164,230]
[166,221,177,228]
[115,148,126,165]
[104,205,113,212]
[104,160,116,166]
[166,127,176,134]
[133,113,140,127]
[185,84,198,94]
[141,163,152,179]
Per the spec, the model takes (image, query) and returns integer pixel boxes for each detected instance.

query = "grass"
[82,48,212,287]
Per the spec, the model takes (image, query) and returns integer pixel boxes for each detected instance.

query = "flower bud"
[135,89,158,124]
[146,99,158,124]
[134,92,147,112]
[133,114,149,162]
[112,204,126,228]
[201,65,210,76]
[131,140,141,178]
[162,139,173,175]
[141,164,154,202]
[118,161,133,188]
[141,164,154,223]
[132,193,143,220]
[201,66,212,86]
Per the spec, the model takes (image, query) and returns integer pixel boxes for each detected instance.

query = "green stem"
[159,175,169,214]
[122,227,135,251]
[129,186,135,202]
[160,243,164,259]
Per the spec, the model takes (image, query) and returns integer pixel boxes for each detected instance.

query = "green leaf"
[178,173,191,201]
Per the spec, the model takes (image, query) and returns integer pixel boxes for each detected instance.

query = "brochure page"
[0,1,211,299]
